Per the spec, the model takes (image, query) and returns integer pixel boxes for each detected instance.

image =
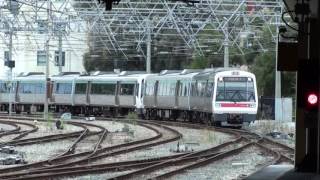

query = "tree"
[251,51,275,96]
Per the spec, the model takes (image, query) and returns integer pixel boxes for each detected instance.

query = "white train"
[0,68,258,127]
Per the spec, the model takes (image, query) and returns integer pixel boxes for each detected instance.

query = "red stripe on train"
[220,103,250,107]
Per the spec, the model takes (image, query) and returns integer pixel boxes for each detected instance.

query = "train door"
[133,82,138,105]
[154,80,159,107]
[175,80,181,108]
[115,81,120,106]
[15,81,20,103]
[86,81,91,105]
[48,80,54,103]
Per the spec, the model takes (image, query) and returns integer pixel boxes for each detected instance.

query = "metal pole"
[146,19,151,73]
[275,25,282,121]
[224,22,229,68]
[44,40,49,121]
[44,0,51,121]
[58,33,63,73]
[8,30,13,116]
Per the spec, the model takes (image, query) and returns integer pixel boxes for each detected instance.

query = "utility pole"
[275,25,282,121]
[58,32,63,73]
[146,19,151,73]
[224,22,229,68]
[44,0,51,121]
[7,0,18,117]
[8,30,13,117]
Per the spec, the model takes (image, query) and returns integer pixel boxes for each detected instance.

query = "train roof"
[75,71,155,82]
[14,72,46,81]
[146,69,201,81]
[194,68,255,80]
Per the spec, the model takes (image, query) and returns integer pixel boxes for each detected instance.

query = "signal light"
[307,93,318,106]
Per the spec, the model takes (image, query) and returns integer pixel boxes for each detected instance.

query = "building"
[0,0,87,79]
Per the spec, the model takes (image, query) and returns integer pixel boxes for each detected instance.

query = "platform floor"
[246,165,320,180]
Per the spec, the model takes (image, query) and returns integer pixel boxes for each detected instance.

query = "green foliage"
[281,72,296,97]
[127,112,138,120]
[46,113,54,131]
[189,55,208,69]
[250,51,276,96]
[250,50,296,97]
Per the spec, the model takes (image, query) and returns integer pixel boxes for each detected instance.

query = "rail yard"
[0,115,294,180]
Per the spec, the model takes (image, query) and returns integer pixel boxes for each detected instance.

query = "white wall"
[0,33,87,78]
[0,0,88,79]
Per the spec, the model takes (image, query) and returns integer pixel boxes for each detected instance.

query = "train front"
[212,70,258,127]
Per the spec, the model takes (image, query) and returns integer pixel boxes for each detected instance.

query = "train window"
[75,83,87,94]
[184,83,188,96]
[160,81,165,96]
[91,83,116,95]
[135,83,139,97]
[55,83,72,94]
[140,80,144,98]
[19,83,45,94]
[120,83,135,95]
[178,82,183,96]
[207,82,214,97]
[198,81,207,97]
[216,78,255,102]
[191,82,196,96]
[145,81,154,96]
[169,81,176,96]
[158,81,163,96]
[0,82,9,93]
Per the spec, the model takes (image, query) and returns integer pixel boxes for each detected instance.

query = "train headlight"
[249,104,256,108]
[215,103,221,108]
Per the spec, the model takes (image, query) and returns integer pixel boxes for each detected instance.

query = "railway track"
[0,119,38,142]
[0,117,183,180]
[0,115,295,180]
[107,120,294,180]
[0,119,106,147]
[0,120,21,138]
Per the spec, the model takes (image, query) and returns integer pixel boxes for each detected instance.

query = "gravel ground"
[247,120,295,148]
[80,120,158,148]
[23,121,84,139]
[0,120,36,142]
[169,146,275,180]
[168,126,233,151]
[62,170,134,180]
[0,120,83,142]
[75,135,101,153]
[0,123,16,131]
[94,125,233,164]
[12,138,76,163]
[0,134,20,142]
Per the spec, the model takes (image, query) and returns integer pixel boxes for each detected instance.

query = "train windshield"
[216,77,255,102]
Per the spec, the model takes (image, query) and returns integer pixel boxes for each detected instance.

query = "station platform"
[246,165,320,180]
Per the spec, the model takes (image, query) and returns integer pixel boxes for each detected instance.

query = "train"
[0,68,258,127]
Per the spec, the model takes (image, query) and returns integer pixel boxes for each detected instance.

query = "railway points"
[0,115,294,179]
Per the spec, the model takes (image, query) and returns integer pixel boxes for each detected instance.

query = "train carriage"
[144,69,201,120]
[212,69,258,126]
[72,71,154,116]
[13,73,46,113]
[50,72,80,113]
[0,78,10,111]
[0,68,257,128]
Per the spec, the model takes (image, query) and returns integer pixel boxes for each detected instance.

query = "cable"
[281,11,309,35]
[280,33,297,40]
[281,11,299,32]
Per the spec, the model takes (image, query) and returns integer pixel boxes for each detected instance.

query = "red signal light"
[307,93,318,106]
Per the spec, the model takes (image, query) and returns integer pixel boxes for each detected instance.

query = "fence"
[258,96,294,121]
